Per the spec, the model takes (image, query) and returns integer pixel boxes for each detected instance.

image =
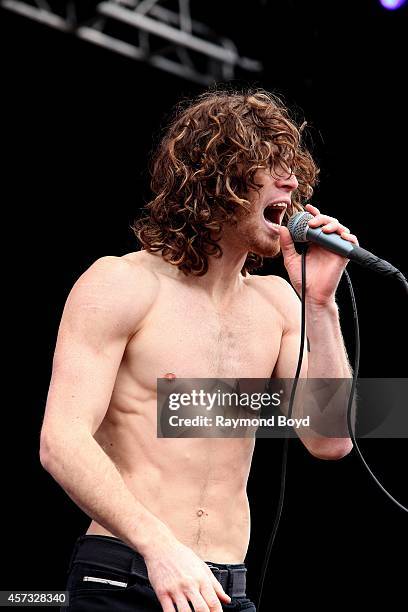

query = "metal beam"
[98,2,236,64]
[97,2,262,70]
[1,0,263,84]
[1,0,70,30]
[77,26,213,85]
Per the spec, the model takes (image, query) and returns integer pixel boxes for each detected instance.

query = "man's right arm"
[40,256,230,612]
[39,256,168,553]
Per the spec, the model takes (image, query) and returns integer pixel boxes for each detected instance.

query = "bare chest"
[123,282,284,388]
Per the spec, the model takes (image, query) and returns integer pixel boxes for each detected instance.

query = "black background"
[1,0,407,608]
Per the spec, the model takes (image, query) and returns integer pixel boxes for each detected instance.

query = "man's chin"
[249,243,281,258]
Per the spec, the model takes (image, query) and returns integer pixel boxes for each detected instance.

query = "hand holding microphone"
[287,204,402,278]
[279,203,406,303]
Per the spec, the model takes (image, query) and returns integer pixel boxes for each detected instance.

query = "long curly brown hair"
[133,88,319,275]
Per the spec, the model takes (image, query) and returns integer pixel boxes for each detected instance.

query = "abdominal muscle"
[84,252,281,563]
[86,396,255,564]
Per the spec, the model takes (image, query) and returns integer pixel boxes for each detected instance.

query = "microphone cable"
[343,270,408,513]
[257,247,307,612]
[257,250,407,612]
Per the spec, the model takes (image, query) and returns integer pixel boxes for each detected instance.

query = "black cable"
[343,269,408,513]
[256,249,307,612]
[257,257,407,610]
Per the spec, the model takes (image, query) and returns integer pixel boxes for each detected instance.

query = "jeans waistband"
[68,535,247,598]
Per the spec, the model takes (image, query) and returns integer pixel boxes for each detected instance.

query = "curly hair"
[133,88,319,276]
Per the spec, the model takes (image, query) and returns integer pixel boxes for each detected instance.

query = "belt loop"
[129,554,149,582]
[227,568,233,594]
[229,567,246,598]
[66,537,83,575]
[210,567,229,593]
[129,555,139,577]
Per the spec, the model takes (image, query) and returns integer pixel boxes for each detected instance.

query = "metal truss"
[1,0,263,84]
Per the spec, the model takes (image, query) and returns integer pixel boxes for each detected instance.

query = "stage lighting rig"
[1,0,263,84]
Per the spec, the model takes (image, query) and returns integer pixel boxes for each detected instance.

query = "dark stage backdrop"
[1,0,407,608]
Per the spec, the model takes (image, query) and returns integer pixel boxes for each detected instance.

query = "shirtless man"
[40,90,357,612]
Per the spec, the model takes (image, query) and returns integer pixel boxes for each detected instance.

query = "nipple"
[164,372,177,380]
[196,509,205,517]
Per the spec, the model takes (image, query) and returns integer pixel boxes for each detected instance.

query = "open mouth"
[262,202,287,226]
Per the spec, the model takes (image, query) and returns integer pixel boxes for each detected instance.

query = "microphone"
[287,211,406,282]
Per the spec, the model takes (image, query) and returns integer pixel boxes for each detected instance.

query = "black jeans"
[63,535,256,611]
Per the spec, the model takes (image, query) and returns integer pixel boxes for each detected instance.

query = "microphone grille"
[287,211,313,242]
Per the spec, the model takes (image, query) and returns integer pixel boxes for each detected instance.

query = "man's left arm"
[306,300,351,379]
[274,202,359,459]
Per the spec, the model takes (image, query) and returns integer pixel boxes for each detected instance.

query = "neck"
[149,239,250,307]
[191,242,248,304]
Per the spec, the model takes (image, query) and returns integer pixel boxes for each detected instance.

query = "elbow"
[40,424,90,471]
[39,430,57,472]
[306,438,353,461]
[39,439,51,471]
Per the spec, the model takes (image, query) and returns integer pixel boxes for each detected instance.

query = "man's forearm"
[292,298,354,455]
[306,299,352,378]
[40,427,173,557]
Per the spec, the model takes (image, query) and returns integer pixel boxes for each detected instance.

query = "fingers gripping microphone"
[287,212,407,286]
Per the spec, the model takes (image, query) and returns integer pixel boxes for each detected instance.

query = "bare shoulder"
[74,251,158,297]
[248,273,298,304]
[64,251,159,336]
[247,273,300,327]
[271,275,299,300]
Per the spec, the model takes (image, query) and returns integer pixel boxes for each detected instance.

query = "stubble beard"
[238,218,281,259]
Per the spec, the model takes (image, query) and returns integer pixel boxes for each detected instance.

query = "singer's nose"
[275,171,299,192]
